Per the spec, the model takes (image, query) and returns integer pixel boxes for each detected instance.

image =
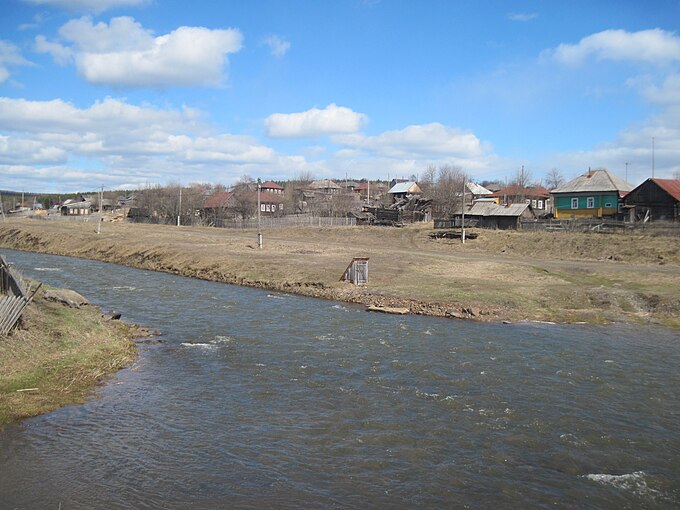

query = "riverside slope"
[1,218,679,328]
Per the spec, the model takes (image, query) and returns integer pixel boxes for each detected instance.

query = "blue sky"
[1,0,679,192]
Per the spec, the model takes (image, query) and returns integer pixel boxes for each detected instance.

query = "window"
[571,198,579,209]
[260,204,265,212]
[531,199,537,208]
[586,197,595,208]
[538,200,544,209]
[604,202,612,208]
[279,203,284,210]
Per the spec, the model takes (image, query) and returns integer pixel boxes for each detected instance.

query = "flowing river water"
[0,248,678,509]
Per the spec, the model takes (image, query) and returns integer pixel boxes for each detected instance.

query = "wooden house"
[449,202,536,229]
[60,196,93,216]
[489,185,551,214]
[387,181,422,202]
[623,178,680,222]
[550,169,632,219]
[260,181,285,195]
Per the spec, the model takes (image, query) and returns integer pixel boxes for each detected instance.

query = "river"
[0,249,678,509]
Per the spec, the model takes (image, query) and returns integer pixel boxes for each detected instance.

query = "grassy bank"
[0,218,679,329]
[0,284,139,427]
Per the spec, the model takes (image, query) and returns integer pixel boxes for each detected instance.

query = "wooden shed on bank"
[623,178,680,222]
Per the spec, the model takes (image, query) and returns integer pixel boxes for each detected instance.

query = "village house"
[201,191,231,221]
[623,178,680,222]
[387,181,422,202]
[550,169,632,219]
[449,202,536,230]
[466,182,494,203]
[307,179,341,195]
[488,185,552,215]
[260,181,284,195]
[60,196,94,216]
[354,182,388,206]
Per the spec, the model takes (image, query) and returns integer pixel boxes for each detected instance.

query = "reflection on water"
[1,249,679,508]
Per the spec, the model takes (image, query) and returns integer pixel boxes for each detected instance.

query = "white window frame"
[571,198,579,209]
[531,199,537,208]
[586,197,595,209]
[538,200,544,209]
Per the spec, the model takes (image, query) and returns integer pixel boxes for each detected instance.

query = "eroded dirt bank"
[1,219,679,328]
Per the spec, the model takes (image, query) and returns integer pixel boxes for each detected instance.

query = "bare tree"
[419,165,437,197]
[673,169,680,180]
[229,175,256,219]
[511,165,532,188]
[427,164,466,218]
[545,168,564,190]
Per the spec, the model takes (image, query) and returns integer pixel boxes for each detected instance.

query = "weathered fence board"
[0,255,40,336]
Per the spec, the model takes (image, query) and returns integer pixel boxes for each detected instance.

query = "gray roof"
[466,202,531,217]
[388,181,421,194]
[552,169,633,194]
[466,182,492,195]
[308,179,340,190]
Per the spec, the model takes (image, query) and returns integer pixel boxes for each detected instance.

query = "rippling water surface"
[1,249,679,509]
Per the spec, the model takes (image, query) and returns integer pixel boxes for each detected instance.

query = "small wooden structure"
[0,255,40,335]
[341,257,369,286]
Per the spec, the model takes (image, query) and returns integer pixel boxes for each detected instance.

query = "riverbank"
[0,282,144,427]
[1,218,679,329]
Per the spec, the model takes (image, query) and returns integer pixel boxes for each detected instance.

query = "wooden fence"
[0,255,40,336]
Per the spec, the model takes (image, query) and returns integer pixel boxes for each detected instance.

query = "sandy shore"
[1,218,679,328]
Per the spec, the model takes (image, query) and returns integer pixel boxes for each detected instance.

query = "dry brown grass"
[1,218,679,328]
[0,284,137,426]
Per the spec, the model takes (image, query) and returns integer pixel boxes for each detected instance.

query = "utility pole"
[96,185,103,234]
[461,178,466,244]
[367,180,370,204]
[625,161,628,183]
[177,185,182,227]
[652,137,655,178]
[257,178,263,249]
[0,192,5,222]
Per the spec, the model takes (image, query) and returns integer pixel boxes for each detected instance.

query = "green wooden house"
[550,169,633,219]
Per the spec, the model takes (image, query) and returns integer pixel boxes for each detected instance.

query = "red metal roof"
[203,191,231,209]
[653,178,680,202]
[261,181,283,189]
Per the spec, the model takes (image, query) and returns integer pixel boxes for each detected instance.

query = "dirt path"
[1,219,678,329]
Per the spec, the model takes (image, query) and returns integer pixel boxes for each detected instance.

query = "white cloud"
[0,40,32,83]
[37,16,243,87]
[631,73,680,105]
[508,13,538,22]
[547,29,680,66]
[22,0,150,14]
[263,35,291,58]
[0,96,301,191]
[333,123,486,160]
[265,103,367,138]
[34,35,72,65]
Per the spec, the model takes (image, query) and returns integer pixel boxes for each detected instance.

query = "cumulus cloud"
[263,35,291,57]
[22,0,150,14]
[34,35,72,65]
[265,103,367,138]
[0,40,32,83]
[36,16,243,87]
[632,73,680,105]
[508,13,538,22]
[547,28,680,66]
[333,123,485,160]
[0,96,295,190]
